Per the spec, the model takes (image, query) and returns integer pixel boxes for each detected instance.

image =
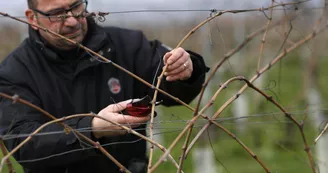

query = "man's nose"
[64,11,79,27]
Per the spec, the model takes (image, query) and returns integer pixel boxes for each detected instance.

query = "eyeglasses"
[32,0,88,22]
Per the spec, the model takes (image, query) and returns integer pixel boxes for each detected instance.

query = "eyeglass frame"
[31,0,88,22]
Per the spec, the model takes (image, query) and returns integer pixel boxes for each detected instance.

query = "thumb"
[104,99,132,113]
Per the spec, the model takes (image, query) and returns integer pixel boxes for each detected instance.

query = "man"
[0,0,208,173]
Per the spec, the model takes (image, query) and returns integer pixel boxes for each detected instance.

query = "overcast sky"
[0,0,323,15]
[0,0,323,25]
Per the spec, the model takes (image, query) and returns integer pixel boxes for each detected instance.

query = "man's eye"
[48,10,66,16]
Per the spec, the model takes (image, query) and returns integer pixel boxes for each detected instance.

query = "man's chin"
[66,33,83,42]
[55,39,82,50]
[62,36,83,47]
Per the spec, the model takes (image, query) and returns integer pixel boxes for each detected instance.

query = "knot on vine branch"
[210,9,217,13]
[209,9,218,16]
[220,84,227,89]
[259,7,265,12]
[125,128,132,134]
[11,94,19,104]
[95,141,101,149]
[97,12,110,22]
[256,70,261,76]
[285,113,292,118]
[300,120,305,127]
[86,12,110,22]
[267,96,273,101]
[64,125,71,135]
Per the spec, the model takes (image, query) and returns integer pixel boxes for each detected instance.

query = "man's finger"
[165,63,187,76]
[167,55,189,71]
[165,49,184,65]
[104,99,132,113]
[166,69,192,81]
[116,114,151,128]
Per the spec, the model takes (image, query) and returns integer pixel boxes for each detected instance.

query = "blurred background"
[1,0,328,173]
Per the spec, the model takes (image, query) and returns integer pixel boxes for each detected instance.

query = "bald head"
[27,0,38,9]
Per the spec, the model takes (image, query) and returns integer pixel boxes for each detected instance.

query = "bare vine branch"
[0,93,131,173]
[0,93,183,172]
[0,1,322,172]
[257,0,275,72]
[0,140,15,173]
[315,122,328,144]
[185,17,326,173]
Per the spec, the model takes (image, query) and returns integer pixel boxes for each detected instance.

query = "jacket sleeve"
[0,77,98,170]
[134,32,209,106]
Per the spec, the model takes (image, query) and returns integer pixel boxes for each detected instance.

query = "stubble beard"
[37,19,87,50]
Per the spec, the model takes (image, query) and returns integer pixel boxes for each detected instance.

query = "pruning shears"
[122,96,162,117]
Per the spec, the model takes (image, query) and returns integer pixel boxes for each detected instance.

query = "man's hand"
[163,47,193,81]
[92,100,150,139]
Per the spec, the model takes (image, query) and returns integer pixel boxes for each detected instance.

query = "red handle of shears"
[122,96,162,117]
[124,104,154,117]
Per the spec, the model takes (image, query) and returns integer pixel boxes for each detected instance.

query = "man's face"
[26,0,88,50]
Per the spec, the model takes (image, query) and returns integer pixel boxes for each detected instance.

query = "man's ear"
[25,9,38,30]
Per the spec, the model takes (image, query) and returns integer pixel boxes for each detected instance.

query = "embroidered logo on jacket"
[108,77,121,94]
